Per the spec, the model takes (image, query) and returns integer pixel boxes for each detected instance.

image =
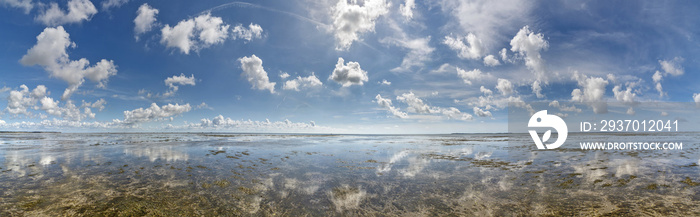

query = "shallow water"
[0,132,699,216]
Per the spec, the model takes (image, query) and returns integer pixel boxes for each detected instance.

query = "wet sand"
[0,133,699,216]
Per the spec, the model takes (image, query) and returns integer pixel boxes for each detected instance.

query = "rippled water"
[0,132,699,216]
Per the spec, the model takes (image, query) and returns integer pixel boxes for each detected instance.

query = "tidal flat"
[0,132,699,216]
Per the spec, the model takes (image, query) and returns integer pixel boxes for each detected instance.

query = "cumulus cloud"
[232,23,263,41]
[331,0,389,50]
[399,0,415,19]
[4,84,105,121]
[375,94,407,118]
[480,86,493,95]
[81,98,106,111]
[396,92,472,121]
[652,57,683,98]
[652,70,665,97]
[35,0,97,26]
[659,57,684,76]
[39,97,97,121]
[134,3,158,40]
[279,72,290,79]
[1,0,33,13]
[495,78,514,96]
[571,71,608,114]
[283,73,322,91]
[123,103,191,124]
[483,55,500,66]
[443,33,484,60]
[0,119,122,130]
[187,115,319,131]
[694,93,700,107]
[102,0,128,10]
[380,79,391,86]
[163,73,195,97]
[239,55,276,93]
[161,13,230,54]
[329,57,368,87]
[457,68,489,85]
[396,92,432,114]
[612,85,637,105]
[473,106,492,117]
[510,25,548,79]
[548,100,581,113]
[5,85,46,115]
[20,26,118,100]
[532,80,544,98]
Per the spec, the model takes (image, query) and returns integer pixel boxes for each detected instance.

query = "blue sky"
[0,0,699,133]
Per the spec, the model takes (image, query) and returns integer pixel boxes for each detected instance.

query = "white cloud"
[438,107,473,121]
[134,3,158,40]
[35,0,97,26]
[652,57,683,98]
[396,92,433,114]
[331,0,389,50]
[659,57,684,76]
[483,55,500,66]
[4,85,105,121]
[102,0,128,10]
[548,100,581,113]
[510,25,548,79]
[443,33,484,60]
[123,103,191,124]
[532,80,544,98]
[39,97,96,121]
[441,0,530,48]
[495,78,514,96]
[0,119,122,130]
[473,106,492,117]
[283,73,322,91]
[396,92,472,121]
[163,73,196,97]
[457,68,488,85]
[480,86,493,95]
[239,55,276,93]
[232,23,263,41]
[20,26,118,100]
[380,79,391,86]
[694,93,700,107]
[161,13,230,54]
[279,72,290,80]
[499,48,510,62]
[195,13,230,45]
[660,111,668,116]
[329,57,368,87]
[571,71,608,114]
[1,0,33,13]
[626,107,635,115]
[81,98,106,111]
[375,94,407,118]
[384,36,434,72]
[612,85,636,104]
[188,115,319,131]
[399,0,415,19]
[652,70,665,97]
[5,85,45,115]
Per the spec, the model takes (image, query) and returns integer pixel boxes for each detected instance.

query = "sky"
[0,0,699,134]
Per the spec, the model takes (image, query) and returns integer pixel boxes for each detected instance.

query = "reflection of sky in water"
[0,133,699,215]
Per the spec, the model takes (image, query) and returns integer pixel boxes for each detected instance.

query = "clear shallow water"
[0,133,699,216]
